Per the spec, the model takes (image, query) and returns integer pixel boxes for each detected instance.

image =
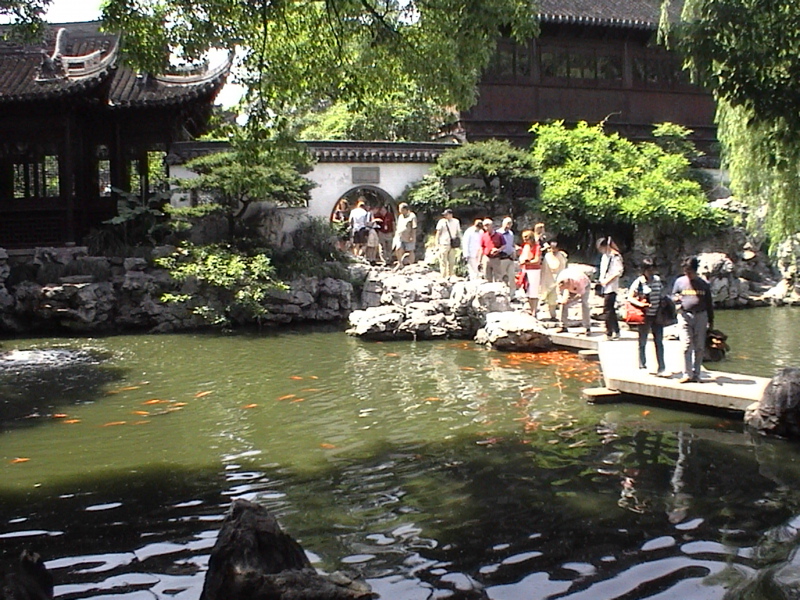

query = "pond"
[1,307,799,600]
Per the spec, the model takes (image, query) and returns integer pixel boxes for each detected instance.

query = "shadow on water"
[1,424,799,600]
[0,346,125,429]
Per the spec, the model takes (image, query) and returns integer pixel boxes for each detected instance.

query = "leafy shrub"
[530,121,729,237]
[156,243,285,327]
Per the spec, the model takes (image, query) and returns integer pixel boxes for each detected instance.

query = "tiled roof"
[166,140,458,165]
[0,21,230,106]
[538,0,680,30]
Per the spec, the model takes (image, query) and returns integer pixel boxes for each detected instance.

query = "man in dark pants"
[672,256,715,383]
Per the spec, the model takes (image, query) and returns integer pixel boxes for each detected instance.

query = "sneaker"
[655,370,669,378]
[678,376,693,384]
[555,327,567,333]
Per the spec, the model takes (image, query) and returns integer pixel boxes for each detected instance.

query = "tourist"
[533,222,546,249]
[597,236,624,340]
[377,205,395,265]
[555,266,591,335]
[331,198,350,251]
[518,230,542,315]
[628,258,667,376]
[461,219,485,280]
[394,202,418,266]
[672,256,714,383]
[349,197,371,257]
[364,208,382,264]
[480,218,504,283]
[539,234,568,321]
[497,216,517,296]
[435,208,462,278]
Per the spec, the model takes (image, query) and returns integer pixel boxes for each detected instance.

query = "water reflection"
[0,310,798,599]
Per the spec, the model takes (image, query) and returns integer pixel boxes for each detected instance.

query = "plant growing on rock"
[156,243,285,328]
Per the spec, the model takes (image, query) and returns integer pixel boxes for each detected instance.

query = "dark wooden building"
[0,21,229,249]
[448,0,716,156]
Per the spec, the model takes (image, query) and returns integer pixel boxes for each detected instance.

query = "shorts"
[353,228,370,244]
[400,241,415,251]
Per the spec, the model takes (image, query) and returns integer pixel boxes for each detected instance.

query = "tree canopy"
[404,139,537,217]
[31,0,537,137]
[661,0,800,244]
[531,121,728,237]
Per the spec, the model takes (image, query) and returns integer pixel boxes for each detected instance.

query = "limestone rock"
[745,367,800,438]
[200,499,372,600]
[475,311,554,352]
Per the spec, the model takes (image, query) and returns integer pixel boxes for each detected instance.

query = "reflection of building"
[446,0,716,158]
[0,22,229,249]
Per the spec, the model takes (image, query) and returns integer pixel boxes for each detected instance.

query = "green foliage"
[175,139,316,238]
[407,140,537,217]
[97,0,538,136]
[661,0,800,243]
[84,188,172,254]
[270,218,352,280]
[156,243,285,327]
[530,121,728,236]
[296,85,455,141]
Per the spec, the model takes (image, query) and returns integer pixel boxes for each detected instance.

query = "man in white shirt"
[460,219,484,280]
[393,202,418,266]
[348,198,371,257]
[435,209,461,278]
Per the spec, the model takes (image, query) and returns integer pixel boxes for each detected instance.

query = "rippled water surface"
[0,308,799,599]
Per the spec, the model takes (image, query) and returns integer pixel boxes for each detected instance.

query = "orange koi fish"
[63,419,81,424]
[242,404,258,409]
[102,421,126,427]
[320,443,336,449]
[277,394,296,401]
[143,399,170,405]
[194,391,213,398]
[131,410,150,416]
[52,413,68,418]
[9,457,30,464]
[289,376,303,380]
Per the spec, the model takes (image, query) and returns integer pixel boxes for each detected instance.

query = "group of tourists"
[332,197,418,267]
[334,200,714,384]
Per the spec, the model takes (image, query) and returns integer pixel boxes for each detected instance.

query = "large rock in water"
[475,311,553,352]
[1,550,53,600]
[200,499,373,600]
[745,367,800,437]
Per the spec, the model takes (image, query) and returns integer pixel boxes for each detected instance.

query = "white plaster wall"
[307,162,432,218]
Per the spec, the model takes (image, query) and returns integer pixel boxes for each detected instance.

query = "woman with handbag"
[627,258,667,376]
[597,237,624,340]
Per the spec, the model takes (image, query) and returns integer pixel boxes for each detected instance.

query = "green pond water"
[1,307,799,599]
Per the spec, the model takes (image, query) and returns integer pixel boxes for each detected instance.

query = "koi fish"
[9,457,30,464]
[131,410,150,416]
[63,419,80,424]
[277,394,296,401]
[459,367,475,371]
[143,399,170,405]
[172,402,188,407]
[242,404,258,409]
[102,421,126,427]
[309,376,319,380]
[52,413,68,418]
[194,391,213,398]
[424,397,441,402]
[107,386,140,394]
[385,353,399,357]
[300,388,321,393]
[132,420,151,425]
[291,398,305,403]
[320,443,336,449]
[289,376,303,380]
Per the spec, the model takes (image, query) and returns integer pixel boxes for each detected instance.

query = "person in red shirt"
[480,218,504,283]
[377,205,395,265]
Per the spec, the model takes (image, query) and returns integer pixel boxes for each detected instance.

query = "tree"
[92,0,535,136]
[406,139,537,217]
[295,85,454,142]
[530,121,727,240]
[176,140,316,237]
[660,0,800,245]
